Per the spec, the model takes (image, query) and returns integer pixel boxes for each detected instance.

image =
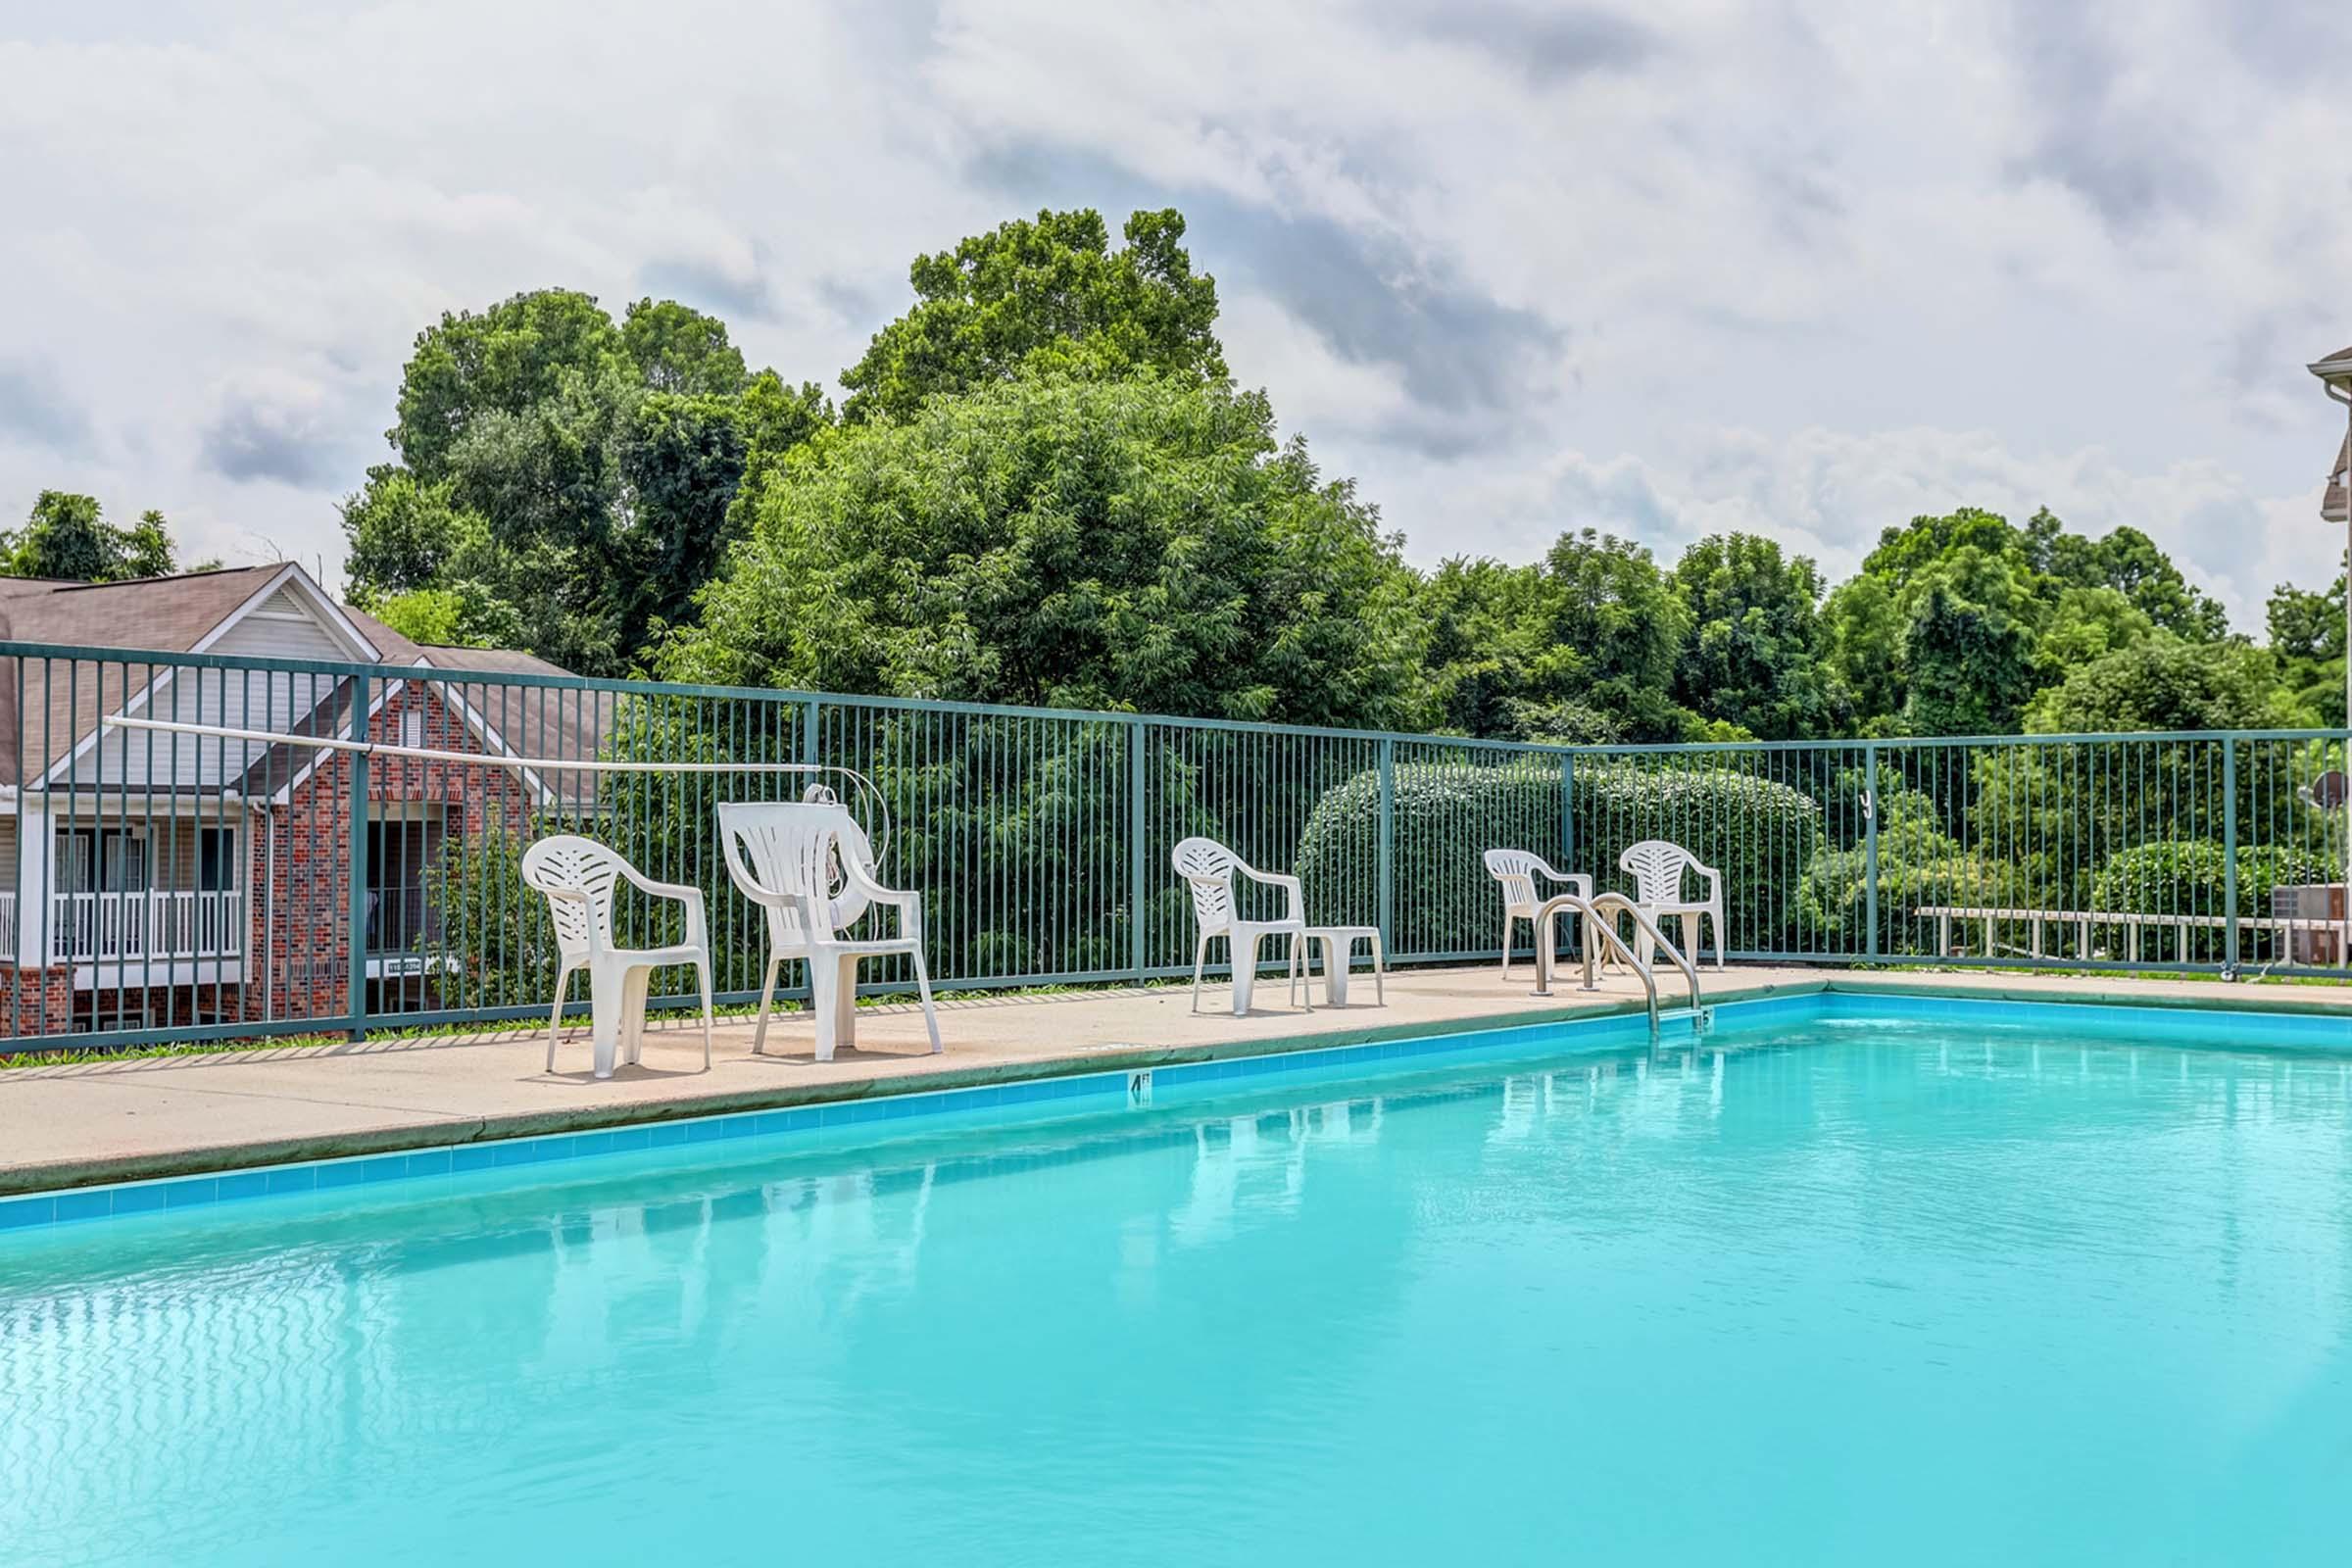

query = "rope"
[99,714,895,865]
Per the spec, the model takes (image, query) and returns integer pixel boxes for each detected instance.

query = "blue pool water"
[4,996,2350,1565]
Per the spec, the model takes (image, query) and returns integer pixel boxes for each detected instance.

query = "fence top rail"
[0,638,1575,753]
[1915,905,2320,930]
[0,639,2343,758]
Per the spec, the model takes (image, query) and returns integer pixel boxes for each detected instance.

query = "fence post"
[1130,717,1148,982]
[1560,750,1576,872]
[2223,736,2238,972]
[1864,742,1881,964]
[800,698,821,772]
[345,669,370,1043]
[1378,738,1396,953]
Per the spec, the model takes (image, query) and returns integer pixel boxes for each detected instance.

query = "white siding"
[67,664,356,794]
[210,586,356,661]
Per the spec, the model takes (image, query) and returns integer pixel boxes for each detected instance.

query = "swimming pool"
[3,992,2348,1565]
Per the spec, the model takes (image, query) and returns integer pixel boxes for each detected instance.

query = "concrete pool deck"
[4,963,2348,1194]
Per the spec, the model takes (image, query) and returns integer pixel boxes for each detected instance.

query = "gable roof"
[0,565,609,804]
[2328,429,2349,526]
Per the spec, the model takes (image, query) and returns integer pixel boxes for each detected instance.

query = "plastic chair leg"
[911,950,943,1054]
[752,956,780,1055]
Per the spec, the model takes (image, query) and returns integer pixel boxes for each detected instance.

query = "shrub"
[1574,761,1823,952]
[1295,754,1822,956]
[2089,839,2337,962]
[1795,792,2037,956]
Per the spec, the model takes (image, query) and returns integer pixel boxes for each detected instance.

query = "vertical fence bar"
[1560,749,1576,876]
[1377,737,1396,953]
[1129,717,1148,982]
[345,669,370,1042]
[1864,741,1881,964]
[2222,735,2238,972]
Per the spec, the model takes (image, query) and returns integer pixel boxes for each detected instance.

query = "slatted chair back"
[520,836,626,960]
[1172,836,1243,935]
[1620,840,1698,906]
[1483,849,1551,914]
[718,801,874,947]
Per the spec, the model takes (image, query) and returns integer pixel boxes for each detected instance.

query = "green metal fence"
[3,639,2348,1055]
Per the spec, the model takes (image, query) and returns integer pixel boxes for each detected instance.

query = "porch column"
[14,797,53,968]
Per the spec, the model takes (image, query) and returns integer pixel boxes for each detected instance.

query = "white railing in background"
[46,891,245,962]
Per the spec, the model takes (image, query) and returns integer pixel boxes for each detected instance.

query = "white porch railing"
[41,891,247,962]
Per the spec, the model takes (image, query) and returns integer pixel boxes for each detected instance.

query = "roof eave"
[2307,355,2352,383]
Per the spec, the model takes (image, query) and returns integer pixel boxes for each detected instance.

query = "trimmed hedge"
[2091,839,2333,918]
[1295,757,1822,956]
[2089,839,2336,964]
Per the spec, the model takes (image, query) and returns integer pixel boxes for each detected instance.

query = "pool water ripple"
[2,1004,2349,1564]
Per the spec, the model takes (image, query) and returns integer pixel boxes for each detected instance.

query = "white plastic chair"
[1482,849,1592,979]
[718,801,941,1062]
[1619,839,1726,971]
[1173,836,1309,1016]
[520,835,712,1080]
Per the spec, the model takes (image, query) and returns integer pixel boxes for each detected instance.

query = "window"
[196,828,237,893]
[56,827,147,893]
[401,710,424,749]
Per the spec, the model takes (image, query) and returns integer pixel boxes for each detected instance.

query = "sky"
[2,0,2349,628]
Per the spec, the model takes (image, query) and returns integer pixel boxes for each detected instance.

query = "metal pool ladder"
[1526,892,1710,1039]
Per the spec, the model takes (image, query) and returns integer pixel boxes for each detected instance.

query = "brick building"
[0,564,602,1039]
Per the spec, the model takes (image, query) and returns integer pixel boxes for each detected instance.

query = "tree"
[365,585,520,649]
[2030,512,2227,641]
[1811,506,2232,737]
[618,390,751,637]
[390,288,625,477]
[1417,531,1699,744]
[2023,635,2304,734]
[1,491,202,582]
[1670,533,1842,740]
[349,289,825,674]
[662,370,1426,730]
[1899,549,2042,735]
[841,208,1227,423]
[620,297,750,395]
[2267,568,2344,727]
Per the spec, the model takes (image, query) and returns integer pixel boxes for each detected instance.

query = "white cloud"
[0,0,2345,624]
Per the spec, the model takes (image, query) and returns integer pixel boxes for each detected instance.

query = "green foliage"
[618,390,751,636]
[349,288,829,675]
[365,585,518,649]
[1670,532,1842,739]
[842,208,1226,424]
[1419,529,1697,743]
[2088,838,2337,963]
[2,492,193,583]
[1815,506,2246,739]
[2265,568,2344,728]
[2022,636,2304,734]
[619,297,750,395]
[2090,839,2334,918]
[421,823,559,1007]
[1294,756,1822,957]
[1897,546,2043,735]
[665,370,1428,730]
[1795,784,2031,953]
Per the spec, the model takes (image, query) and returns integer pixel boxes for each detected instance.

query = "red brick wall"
[0,966,74,1038]
[249,677,535,1026]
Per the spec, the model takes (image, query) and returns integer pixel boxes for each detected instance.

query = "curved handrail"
[1587,892,1703,1020]
[1526,892,1705,1036]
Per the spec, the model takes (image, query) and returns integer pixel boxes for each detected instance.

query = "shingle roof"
[0,566,609,804]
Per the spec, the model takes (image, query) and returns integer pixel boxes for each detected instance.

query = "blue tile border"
[5,988,2346,1239]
